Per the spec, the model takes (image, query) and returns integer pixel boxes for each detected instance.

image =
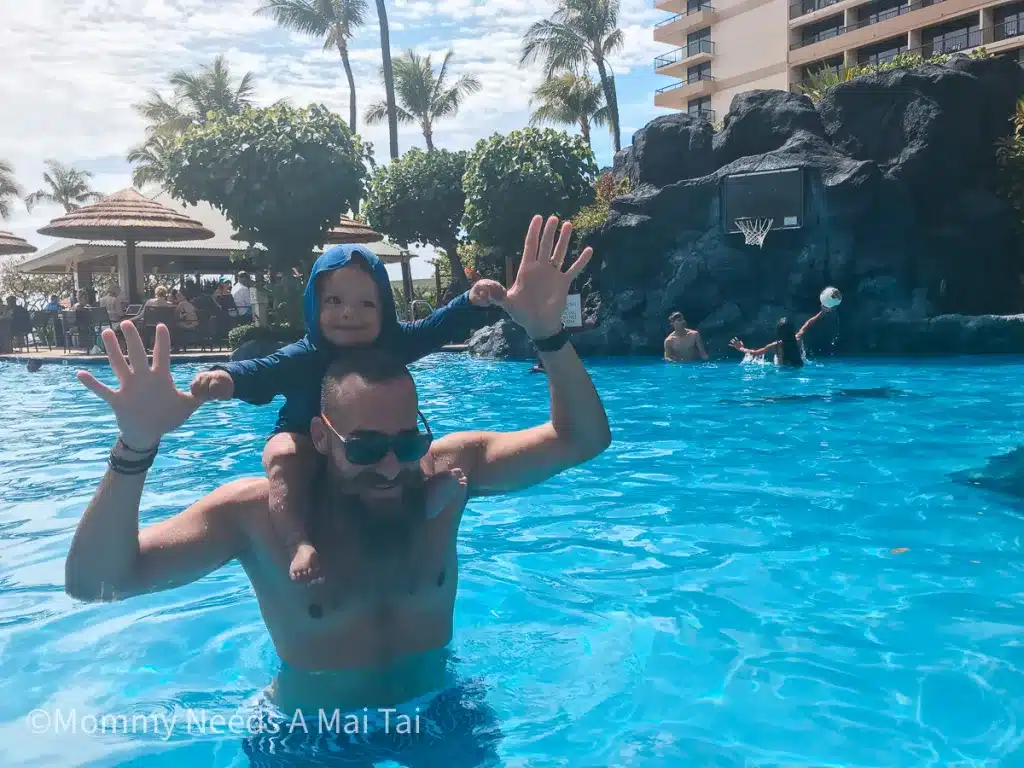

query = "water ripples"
[1,357,1023,766]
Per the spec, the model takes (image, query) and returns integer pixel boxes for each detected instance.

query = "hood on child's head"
[302,244,401,349]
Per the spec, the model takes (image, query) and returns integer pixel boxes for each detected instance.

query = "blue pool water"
[0,355,1022,767]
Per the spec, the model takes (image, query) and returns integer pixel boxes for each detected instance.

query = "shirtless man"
[64,215,611,722]
[663,311,708,362]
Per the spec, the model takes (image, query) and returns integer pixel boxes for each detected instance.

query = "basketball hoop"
[735,218,773,248]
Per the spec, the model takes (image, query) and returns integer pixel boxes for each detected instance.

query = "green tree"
[133,54,257,137]
[255,0,367,133]
[530,72,608,148]
[462,127,597,271]
[365,50,480,152]
[126,134,174,189]
[520,0,624,153]
[162,103,373,273]
[0,256,74,309]
[127,55,258,186]
[364,148,470,290]
[24,160,103,213]
[375,0,400,160]
[0,158,22,220]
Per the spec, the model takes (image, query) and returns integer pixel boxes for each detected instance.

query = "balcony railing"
[654,39,715,68]
[791,24,1020,88]
[656,72,716,93]
[789,0,843,20]
[789,0,946,50]
[688,109,717,121]
[654,3,715,26]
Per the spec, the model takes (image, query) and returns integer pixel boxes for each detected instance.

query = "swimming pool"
[0,355,1022,767]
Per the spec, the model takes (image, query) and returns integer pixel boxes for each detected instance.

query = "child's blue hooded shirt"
[213,244,472,434]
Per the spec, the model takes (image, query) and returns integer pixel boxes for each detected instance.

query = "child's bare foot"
[289,543,322,583]
[425,468,467,520]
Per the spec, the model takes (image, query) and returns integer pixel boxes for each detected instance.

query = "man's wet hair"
[320,350,413,415]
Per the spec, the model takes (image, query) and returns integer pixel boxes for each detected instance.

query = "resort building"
[653,0,1024,120]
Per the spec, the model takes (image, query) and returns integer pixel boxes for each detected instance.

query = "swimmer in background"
[663,312,708,363]
[729,290,841,368]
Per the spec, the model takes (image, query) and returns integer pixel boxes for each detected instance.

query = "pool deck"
[0,344,470,366]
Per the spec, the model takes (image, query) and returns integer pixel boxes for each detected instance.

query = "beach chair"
[139,305,178,350]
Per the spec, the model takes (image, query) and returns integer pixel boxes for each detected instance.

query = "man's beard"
[324,467,428,550]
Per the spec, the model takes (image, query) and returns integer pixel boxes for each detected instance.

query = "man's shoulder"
[687,329,701,337]
[198,477,270,517]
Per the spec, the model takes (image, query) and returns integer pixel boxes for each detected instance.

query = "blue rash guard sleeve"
[211,337,322,406]
[392,291,474,364]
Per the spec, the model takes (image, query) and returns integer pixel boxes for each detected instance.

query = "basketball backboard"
[721,167,805,234]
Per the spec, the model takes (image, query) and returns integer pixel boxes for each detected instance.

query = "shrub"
[571,172,632,242]
[798,48,991,104]
[227,322,301,350]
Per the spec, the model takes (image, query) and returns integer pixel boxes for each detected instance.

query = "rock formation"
[470,54,1024,359]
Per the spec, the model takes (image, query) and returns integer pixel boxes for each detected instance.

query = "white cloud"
[0,0,664,268]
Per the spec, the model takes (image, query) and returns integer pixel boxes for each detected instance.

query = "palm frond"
[23,191,54,213]
[602,27,625,57]
[363,101,391,124]
[255,0,331,36]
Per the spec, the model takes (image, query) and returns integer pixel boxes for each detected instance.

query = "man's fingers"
[152,324,171,373]
[121,320,148,372]
[551,221,573,269]
[522,215,543,264]
[76,370,117,406]
[100,328,130,380]
[565,246,594,281]
[538,216,559,264]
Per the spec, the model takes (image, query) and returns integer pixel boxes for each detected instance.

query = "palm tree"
[255,0,367,133]
[0,159,23,220]
[365,50,481,151]
[133,54,257,139]
[520,0,624,153]
[530,73,609,148]
[126,135,174,189]
[375,0,400,159]
[24,160,103,213]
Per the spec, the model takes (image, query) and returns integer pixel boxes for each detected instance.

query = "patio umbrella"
[36,188,214,302]
[326,216,383,245]
[0,231,37,256]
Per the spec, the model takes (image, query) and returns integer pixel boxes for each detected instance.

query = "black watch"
[533,326,569,352]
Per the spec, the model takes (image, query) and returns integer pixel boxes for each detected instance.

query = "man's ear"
[309,417,330,456]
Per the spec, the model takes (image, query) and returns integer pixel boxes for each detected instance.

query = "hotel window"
[687,62,712,83]
[857,37,906,66]
[686,27,713,56]
[995,3,1024,41]
[688,96,712,115]
[800,15,844,46]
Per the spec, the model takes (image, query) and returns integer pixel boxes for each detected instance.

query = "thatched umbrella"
[0,231,37,257]
[36,188,214,302]
[326,216,384,245]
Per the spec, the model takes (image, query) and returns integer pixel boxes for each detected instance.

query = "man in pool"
[64,215,610,717]
[663,311,708,363]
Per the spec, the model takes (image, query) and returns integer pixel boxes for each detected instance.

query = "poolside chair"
[139,305,178,351]
[9,309,38,353]
[31,311,57,350]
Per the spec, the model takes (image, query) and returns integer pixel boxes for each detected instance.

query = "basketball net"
[735,218,773,248]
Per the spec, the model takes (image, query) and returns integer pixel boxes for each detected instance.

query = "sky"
[0,0,674,281]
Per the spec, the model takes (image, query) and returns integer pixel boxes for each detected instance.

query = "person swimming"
[729,302,835,368]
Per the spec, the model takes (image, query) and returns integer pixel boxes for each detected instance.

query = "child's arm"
[395,280,502,361]
[190,338,320,406]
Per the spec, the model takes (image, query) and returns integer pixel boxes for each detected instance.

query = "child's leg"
[424,468,468,520]
[263,432,321,583]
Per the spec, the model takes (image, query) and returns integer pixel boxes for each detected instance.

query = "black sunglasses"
[320,410,433,465]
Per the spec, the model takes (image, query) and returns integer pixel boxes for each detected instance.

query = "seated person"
[189,243,500,584]
[42,295,62,312]
[215,280,238,316]
[232,272,254,318]
[71,289,91,310]
[2,296,32,335]
[98,285,123,320]
[663,311,708,362]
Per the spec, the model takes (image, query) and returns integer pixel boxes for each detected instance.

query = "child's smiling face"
[318,262,382,347]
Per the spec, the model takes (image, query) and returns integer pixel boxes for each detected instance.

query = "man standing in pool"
[63,216,610,743]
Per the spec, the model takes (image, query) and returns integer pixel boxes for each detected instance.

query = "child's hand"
[469,279,506,308]
[190,370,234,403]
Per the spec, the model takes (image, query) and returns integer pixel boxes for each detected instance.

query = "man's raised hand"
[76,322,199,450]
